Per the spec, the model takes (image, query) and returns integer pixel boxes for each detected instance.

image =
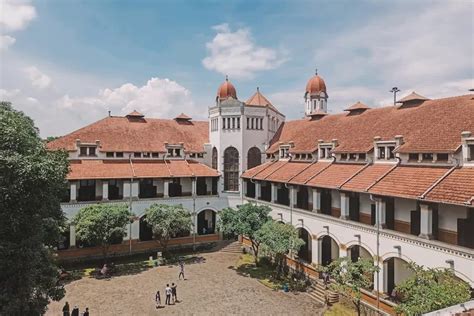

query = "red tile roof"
[262,161,313,183]
[398,91,429,103]
[290,162,331,184]
[341,164,394,192]
[174,113,192,120]
[425,167,474,206]
[241,161,275,178]
[344,101,370,112]
[246,88,282,115]
[268,95,474,154]
[307,163,367,189]
[369,166,449,199]
[47,116,209,153]
[250,160,288,180]
[67,159,219,180]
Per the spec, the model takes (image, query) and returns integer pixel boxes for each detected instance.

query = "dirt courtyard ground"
[47,250,324,315]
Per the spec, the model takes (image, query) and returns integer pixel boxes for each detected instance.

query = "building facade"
[48,73,474,298]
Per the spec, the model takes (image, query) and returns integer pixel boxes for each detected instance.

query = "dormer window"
[134,152,142,158]
[116,152,124,158]
[319,146,332,159]
[80,147,88,156]
[409,153,418,161]
[359,153,366,161]
[341,153,348,160]
[469,145,474,161]
[106,152,114,158]
[79,146,97,157]
[422,153,433,162]
[375,140,397,161]
[279,146,290,159]
[349,153,357,160]
[152,153,159,158]
[437,153,448,162]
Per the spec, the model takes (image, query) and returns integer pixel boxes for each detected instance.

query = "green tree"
[323,257,379,316]
[0,102,69,315]
[144,204,192,253]
[394,263,471,315]
[218,203,271,265]
[256,220,305,277]
[73,204,133,261]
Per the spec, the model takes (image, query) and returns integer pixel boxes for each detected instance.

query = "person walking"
[83,307,89,316]
[62,302,70,316]
[155,290,161,309]
[171,283,177,303]
[71,305,79,316]
[165,284,172,305]
[178,261,185,280]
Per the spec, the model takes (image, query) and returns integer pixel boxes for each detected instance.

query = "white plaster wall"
[439,204,467,231]
[95,180,102,198]
[394,198,416,222]
[331,190,341,209]
[181,178,192,194]
[394,257,414,286]
[360,193,373,215]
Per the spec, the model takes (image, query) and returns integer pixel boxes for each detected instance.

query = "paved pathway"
[47,251,323,315]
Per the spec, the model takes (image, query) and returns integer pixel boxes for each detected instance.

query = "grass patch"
[324,302,357,316]
[235,254,282,290]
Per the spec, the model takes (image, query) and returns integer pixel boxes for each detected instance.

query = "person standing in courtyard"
[62,302,70,316]
[171,283,177,303]
[178,260,185,280]
[155,290,161,309]
[83,307,89,316]
[71,305,79,316]
[165,284,172,305]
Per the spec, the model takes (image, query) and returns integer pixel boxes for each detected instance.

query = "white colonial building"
[48,72,474,309]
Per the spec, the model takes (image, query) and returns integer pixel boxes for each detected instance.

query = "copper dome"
[217,77,237,100]
[305,74,327,94]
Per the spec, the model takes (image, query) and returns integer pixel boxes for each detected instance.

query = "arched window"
[247,147,261,169]
[212,147,218,170]
[224,147,239,191]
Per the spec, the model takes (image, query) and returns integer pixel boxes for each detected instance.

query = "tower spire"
[315,68,318,75]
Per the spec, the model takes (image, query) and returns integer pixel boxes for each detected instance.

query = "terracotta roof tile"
[241,161,275,178]
[174,113,192,120]
[369,166,449,199]
[291,162,331,184]
[264,162,311,183]
[268,95,474,154]
[246,88,283,115]
[398,91,430,103]
[344,101,370,112]
[67,159,218,180]
[48,116,209,153]
[307,163,366,189]
[250,160,288,180]
[425,167,474,206]
[341,164,393,192]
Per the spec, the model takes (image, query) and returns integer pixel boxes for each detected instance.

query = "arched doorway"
[348,245,372,263]
[297,228,312,263]
[212,147,218,170]
[224,147,239,191]
[139,215,153,241]
[319,235,339,266]
[383,257,413,296]
[247,147,262,169]
[197,209,217,235]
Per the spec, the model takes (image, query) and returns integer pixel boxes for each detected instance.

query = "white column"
[70,225,76,247]
[313,189,321,212]
[192,178,197,197]
[70,182,77,202]
[375,199,386,228]
[271,183,278,203]
[419,204,433,239]
[339,245,348,257]
[375,259,384,294]
[95,180,102,200]
[102,180,109,201]
[290,186,297,207]
[317,238,323,265]
[131,180,139,199]
[340,192,350,220]
[123,180,131,199]
[311,235,318,264]
[255,181,262,199]
[163,179,170,198]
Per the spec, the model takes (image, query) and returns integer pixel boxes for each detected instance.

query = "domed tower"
[304,69,328,116]
[216,76,237,106]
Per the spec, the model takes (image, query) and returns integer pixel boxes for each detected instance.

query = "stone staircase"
[306,280,339,306]
[218,241,243,254]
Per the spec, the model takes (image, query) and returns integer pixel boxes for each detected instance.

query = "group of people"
[154,260,186,309]
[62,302,89,316]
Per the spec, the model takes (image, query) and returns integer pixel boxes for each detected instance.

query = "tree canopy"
[256,220,305,276]
[323,257,378,316]
[73,204,133,260]
[0,102,69,314]
[218,203,271,264]
[144,203,192,253]
[394,263,471,315]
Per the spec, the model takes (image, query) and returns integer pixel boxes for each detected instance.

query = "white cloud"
[0,34,15,50]
[0,88,20,99]
[202,23,287,79]
[24,66,52,89]
[0,0,37,31]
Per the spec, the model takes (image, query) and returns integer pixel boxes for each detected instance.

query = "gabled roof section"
[245,88,283,115]
[398,91,430,103]
[344,101,370,112]
[267,95,474,154]
[306,163,366,189]
[425,167,474,206]
[47,115,209,153]
[174,113,192,121]
[126,110,144,118]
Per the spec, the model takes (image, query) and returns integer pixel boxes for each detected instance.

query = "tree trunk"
[102,244,109,263]
[251,240,259,266]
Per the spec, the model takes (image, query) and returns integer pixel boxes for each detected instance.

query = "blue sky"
[1,0,472,136]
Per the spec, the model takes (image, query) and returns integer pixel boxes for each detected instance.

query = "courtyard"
[46,250,324,315]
